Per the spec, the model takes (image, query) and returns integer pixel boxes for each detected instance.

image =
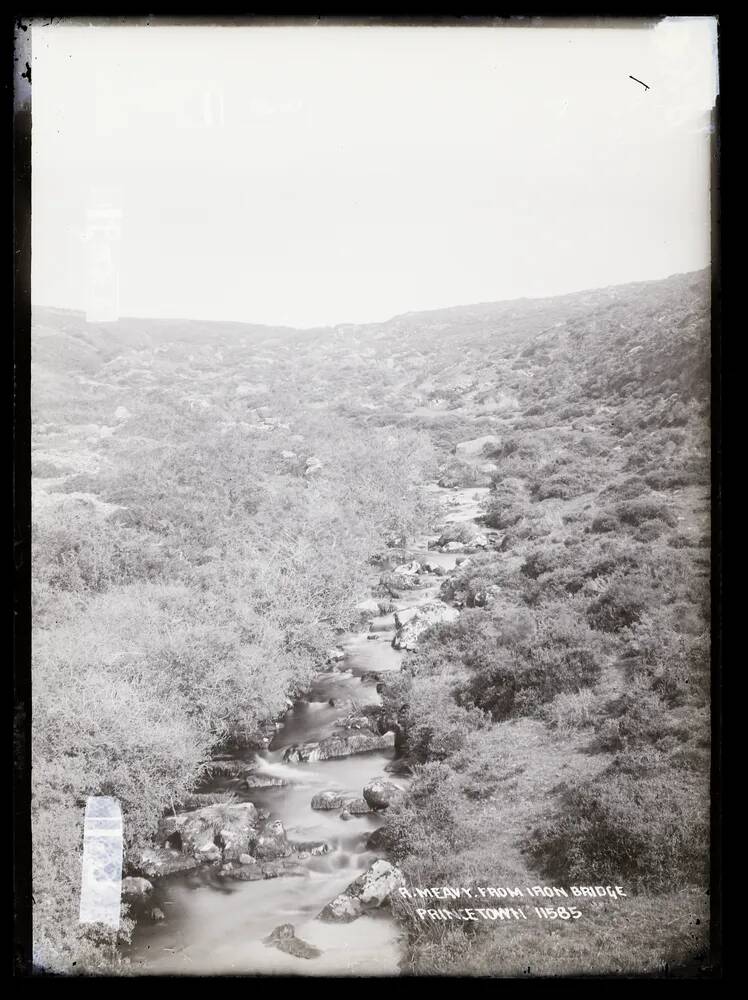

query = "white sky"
[30,18,718,328]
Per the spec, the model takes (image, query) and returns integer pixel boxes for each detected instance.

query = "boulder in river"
[217,863,264,882]
[159,802,259,861]
[206,760,253,779]
[134,847,199,879]
[382,570,421,591]
[365,827,392,852]
[254,819,292,860]
[194,840,222,863]
[121,876,153,897]
[421,560,445,576]
[264,924,321,960]
[344,797,373,815]
[363,778,406,811]
[261,859,308,879]
[317,860,404,922]
[283,730,395,763]
[318,894,362,922]
[244,773,287,790]
[393,560,421,577]
[311,790,344,810]
[292,840,331,855]
[391,601,460,651]
[333,710,379,734]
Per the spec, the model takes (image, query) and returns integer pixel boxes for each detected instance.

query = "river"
[127,485,489,975]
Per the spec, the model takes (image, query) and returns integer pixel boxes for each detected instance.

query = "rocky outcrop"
[317,860,405,922]
[391,601,459,651]
[363,778,406,811]
[283,730,395,763]
[311,791,344,810]
[264,923,321,960]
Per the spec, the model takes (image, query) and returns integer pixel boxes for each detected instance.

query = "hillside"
[30,267,712,975]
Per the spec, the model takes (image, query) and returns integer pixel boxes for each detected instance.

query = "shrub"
[544,688,599,735]
[590,512,619,534]
[634,518,668,542]
[525,765,709,891]
[456,609,601,720]
[587,582,647,632]
[616,499,678,529]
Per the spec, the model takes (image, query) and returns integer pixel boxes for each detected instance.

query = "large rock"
[159,803,259,861]
[365,827,392,851]
[254,820,292,860]
[363,778,406,811]
[317,894,363,923]
[121,876,153,897]
[344,797,373,815]
[244,773,287,790]
[216,863,264,882]
[292,840,331,856]
[333,711,379,734]
[391,601,460,651]
[133,847,199,879]
[354,860,406,907]
[421,560,445,576]
[264,924,321,960]
[261,859,307,879]
[206,760,253,778]
[455,434,500,458]
[317,860,404,922]
[283,731,395,763]
[311,791,344,810]
[393,560,421,577]
[379,571,421,592]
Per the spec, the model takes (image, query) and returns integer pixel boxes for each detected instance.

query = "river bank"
[124,484,492,975]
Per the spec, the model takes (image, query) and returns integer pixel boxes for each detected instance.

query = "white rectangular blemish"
[79,796,123,930]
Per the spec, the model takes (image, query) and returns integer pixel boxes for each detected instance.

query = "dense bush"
[526,764,709,891]
[616,499,678,529]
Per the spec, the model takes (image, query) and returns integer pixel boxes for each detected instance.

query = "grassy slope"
[31,267,712,974]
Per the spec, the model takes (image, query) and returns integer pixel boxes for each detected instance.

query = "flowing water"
[128,486,489,976]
